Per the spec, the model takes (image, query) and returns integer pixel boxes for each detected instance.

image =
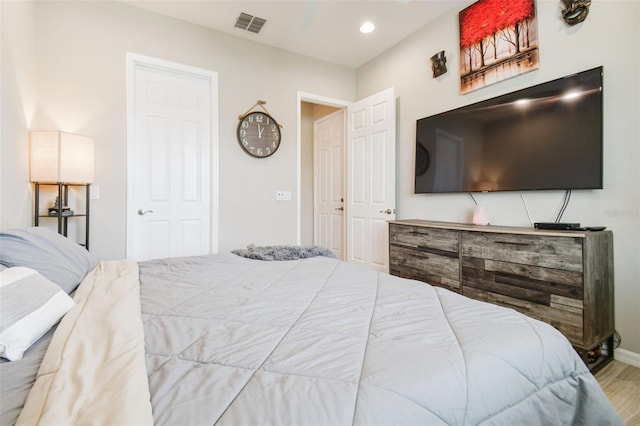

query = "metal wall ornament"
[430,51,448,78]
[561,0,591,26]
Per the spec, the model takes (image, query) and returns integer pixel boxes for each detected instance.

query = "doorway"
[297,88,396,271]
[298,93,347,252]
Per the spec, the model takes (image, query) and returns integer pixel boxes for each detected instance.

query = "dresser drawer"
[463,286,584,344]
[390,244,460,292]
[461,232,583,272]
[389,223,459,254]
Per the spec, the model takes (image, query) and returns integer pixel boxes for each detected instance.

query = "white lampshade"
[30,131,94,183]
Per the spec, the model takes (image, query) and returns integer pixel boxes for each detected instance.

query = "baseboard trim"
[614,348,640,368]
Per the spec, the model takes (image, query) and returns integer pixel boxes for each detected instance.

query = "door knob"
[137,209,154,216]
[335,207,344,211]
[379,208,393,214]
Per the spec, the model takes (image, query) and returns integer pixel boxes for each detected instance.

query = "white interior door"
[126,54,218,261]
[314,110,346,260]
[346,87,396,272]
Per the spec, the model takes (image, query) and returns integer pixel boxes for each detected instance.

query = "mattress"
[10,253,622,425]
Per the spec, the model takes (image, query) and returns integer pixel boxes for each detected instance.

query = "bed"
[1,227,623,425]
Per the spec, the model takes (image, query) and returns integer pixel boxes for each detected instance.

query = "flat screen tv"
[415,66,603,193]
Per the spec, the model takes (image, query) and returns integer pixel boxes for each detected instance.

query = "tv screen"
[415,67,603,193]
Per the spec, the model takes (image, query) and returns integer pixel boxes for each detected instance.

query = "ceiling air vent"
[234,12,266,34]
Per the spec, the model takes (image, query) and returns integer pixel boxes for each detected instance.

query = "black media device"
[415,67,604,193]
[534,222,581,230]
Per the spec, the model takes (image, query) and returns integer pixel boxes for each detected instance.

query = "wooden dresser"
[388,219,615,371]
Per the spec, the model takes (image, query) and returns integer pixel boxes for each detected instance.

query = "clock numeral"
[257,148,263,156]
[271,142,277,149]
[256,114,263,123]
[242,138,248,146]
[240,129,246,137]
[273,133,279,141]
[271,124,277,131]
[241,121,249,129]
[265,147,271,155]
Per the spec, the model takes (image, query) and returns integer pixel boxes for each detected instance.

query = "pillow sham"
[0,227,97,294]
[0,267,76,361]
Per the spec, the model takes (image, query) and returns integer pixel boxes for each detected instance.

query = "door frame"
[296,92,349,245]
[125,52,220,258]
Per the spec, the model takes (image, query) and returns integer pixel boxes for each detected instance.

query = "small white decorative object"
[472,205,490,225]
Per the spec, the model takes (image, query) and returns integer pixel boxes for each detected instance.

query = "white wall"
[357,0,640,355]
[0,1,37,229]
[0,1,356,260]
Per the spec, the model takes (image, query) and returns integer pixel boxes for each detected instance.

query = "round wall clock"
[237,111,281,158]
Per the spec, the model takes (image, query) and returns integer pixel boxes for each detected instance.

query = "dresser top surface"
[388,219,612,238]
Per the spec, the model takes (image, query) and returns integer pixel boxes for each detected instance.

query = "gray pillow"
[0,227,97,294]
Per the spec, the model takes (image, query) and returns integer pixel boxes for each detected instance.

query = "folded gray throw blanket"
[232,244,336,261]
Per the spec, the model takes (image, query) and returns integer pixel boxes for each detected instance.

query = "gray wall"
[356,1,640,356]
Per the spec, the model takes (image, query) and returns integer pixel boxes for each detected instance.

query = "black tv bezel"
[414,66,604,194]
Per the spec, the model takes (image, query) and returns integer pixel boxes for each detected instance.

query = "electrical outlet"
[276,190,291,201]
[90,186,100,200]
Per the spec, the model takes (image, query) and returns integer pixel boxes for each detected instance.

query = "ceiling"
[120,0,467,69]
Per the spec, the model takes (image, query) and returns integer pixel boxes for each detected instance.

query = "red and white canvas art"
[459,0,539,94]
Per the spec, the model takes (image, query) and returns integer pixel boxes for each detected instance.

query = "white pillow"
[0,267,76,361]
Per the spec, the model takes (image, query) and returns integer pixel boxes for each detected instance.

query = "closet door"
[127,53,219,261]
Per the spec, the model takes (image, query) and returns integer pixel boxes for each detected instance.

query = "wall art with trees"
[459,0,539,94]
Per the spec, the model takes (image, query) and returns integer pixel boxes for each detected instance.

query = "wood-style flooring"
[595,360,640,425]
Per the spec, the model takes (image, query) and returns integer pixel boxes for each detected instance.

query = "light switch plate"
[90,186,100,200]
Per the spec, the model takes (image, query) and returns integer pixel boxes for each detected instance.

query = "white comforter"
[18,254,621,425]
[17,260,153,425]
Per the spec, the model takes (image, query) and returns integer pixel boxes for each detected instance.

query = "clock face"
[237,112,281,158]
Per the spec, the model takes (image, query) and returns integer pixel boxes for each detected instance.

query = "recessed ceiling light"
[360,22,375,34]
